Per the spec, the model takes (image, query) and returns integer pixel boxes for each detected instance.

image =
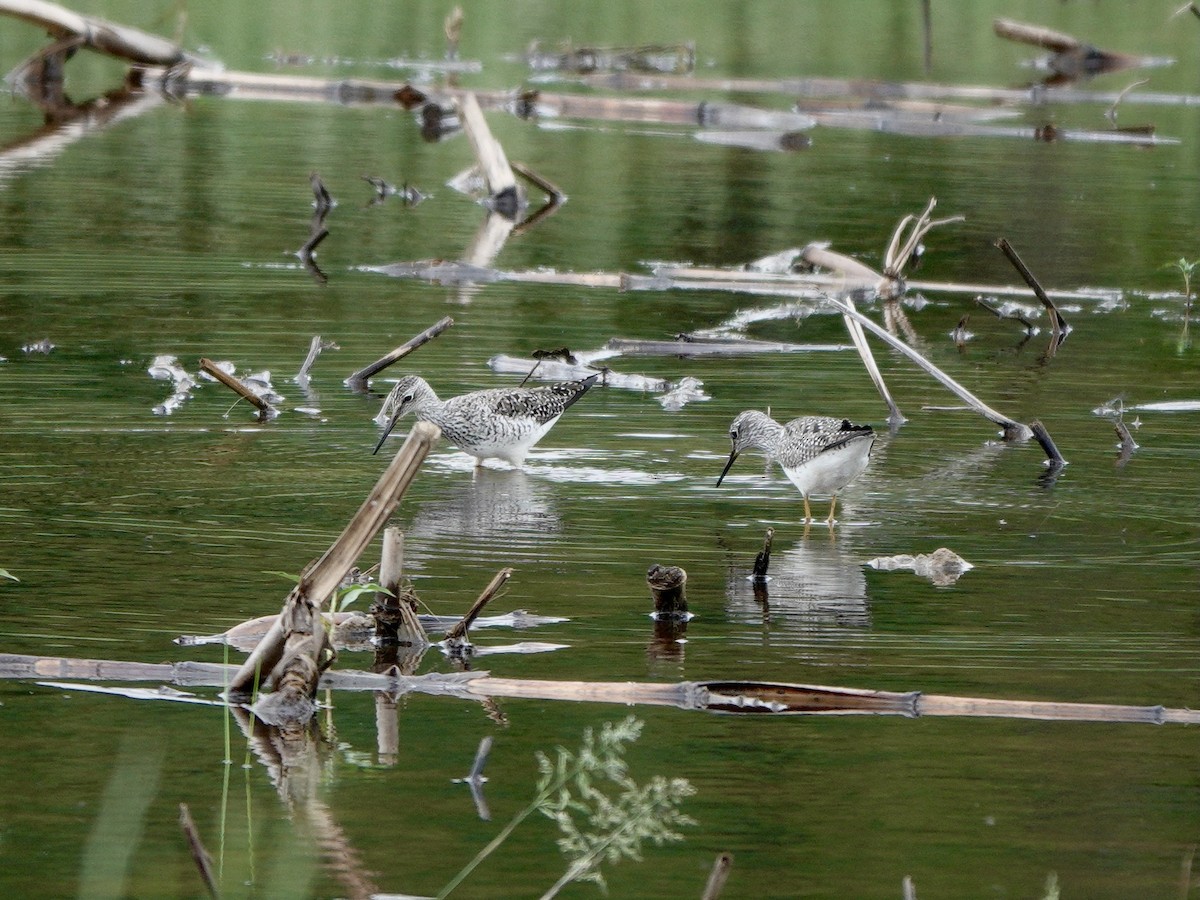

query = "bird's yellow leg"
[803,495,812,523]
[826,495,838,527]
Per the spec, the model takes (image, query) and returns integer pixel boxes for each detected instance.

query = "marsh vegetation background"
[1,1,1199,897]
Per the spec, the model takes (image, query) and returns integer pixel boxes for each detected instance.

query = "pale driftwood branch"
[822,296,1034,441]
[0,0,188,68]
[7,652,1198,725]
[841,295,905,425]
[992,17,1081,53]
[228,421,441,699]
[456,91,521,217]
[603,337,850,356]
[344,316,454,387]
[582,70,1198,110]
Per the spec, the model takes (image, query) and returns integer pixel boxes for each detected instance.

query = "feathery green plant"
[438,716,695,899]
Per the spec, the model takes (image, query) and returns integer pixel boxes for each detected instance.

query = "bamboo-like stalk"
[8,653,1200,725]
[227,421,441,698]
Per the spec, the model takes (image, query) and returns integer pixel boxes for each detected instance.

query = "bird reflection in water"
[725,534,871,637]
[403,467,561,564]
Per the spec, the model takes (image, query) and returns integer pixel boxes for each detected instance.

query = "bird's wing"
[479,375,599,424]
[782,416,874,457]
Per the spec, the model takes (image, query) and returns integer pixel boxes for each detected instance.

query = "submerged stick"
[178,803,218,899]
[444,568,514,643]
[344,316,454,387]
[199,358,273,414]
[702,853,734,900]
[994,238,1069,340]
[1030,419,1067,466]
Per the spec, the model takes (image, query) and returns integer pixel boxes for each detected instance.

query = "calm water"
[2,2,1200,897]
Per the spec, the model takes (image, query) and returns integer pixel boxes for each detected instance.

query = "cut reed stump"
[647,564,688,616]
[371,526,426,648]
[752,528,774,583]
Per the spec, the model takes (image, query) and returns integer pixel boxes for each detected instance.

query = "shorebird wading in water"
[716,410,875,525]
[372,374,599,467]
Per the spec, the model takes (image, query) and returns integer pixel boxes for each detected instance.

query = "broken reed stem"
[994,238,1068,338]
[752,528,774,583]
[345,316,454,386]
[1114,418,1139,452]
[373,526,425,645]
[701,853,734,900]
[228,421,441,698]
[822,296,1034,441]
[12,652,1200,725]
[842,295,905,425]
[1030,419,1067,466]
[178,803,219,899]
[443,568,514,642]
[199,357,272,413]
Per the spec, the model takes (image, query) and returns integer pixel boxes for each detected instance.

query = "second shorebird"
[373,374,599,467]
[716,410,875,525]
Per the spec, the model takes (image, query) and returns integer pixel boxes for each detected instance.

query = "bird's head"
[372,375,432,455]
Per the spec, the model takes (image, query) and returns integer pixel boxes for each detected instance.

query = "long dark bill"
[372,410,403,455]
[716,449,740,486]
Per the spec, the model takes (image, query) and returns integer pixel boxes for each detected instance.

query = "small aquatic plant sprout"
[373,374,599,467]
[1168,257,1196,351]
[717,409,875,525]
